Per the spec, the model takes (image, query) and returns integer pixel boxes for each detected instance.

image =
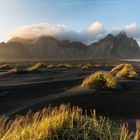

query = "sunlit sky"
[0,0,140,43]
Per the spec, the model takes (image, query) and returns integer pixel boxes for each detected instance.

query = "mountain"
[0,32,139,60]
[88,32,140,59]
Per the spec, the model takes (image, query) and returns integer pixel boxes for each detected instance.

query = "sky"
[0,0,140,44]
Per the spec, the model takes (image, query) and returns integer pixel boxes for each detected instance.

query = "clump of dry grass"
[116,67,137,79]
[26,63,46,72]
[81,63,92,70]
[111,64,125,73]
[0,64,11,70]
[94,64,102,67]
[0,104,137,140]
[57,63,72,69]
[0,68,18,76]
[15,64,21,68]
[81,71,117,89]
[47,64,55,69]
[8,68,18,73]
[112,64,137,79]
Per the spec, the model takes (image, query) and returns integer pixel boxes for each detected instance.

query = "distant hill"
[0,32,139,60]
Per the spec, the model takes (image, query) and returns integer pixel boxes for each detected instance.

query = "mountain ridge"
[0,32,139,60]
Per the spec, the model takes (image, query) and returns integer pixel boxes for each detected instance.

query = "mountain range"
[0,32,139,60]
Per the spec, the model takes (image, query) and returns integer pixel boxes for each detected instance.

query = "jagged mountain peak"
[100,34,114,43]
[88,32,140,59]
[104,34,114,39]
[117,31,127,37]
[0,32,139,60]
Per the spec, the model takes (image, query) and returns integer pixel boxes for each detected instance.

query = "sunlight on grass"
[57,63,72,69]
[0,64,11,70]
[26,63,46,72]
[0,104,138,140]
[81,71,117,89]
[8,68,17,73]
[112,64,138,79]
[81,63,92,70]
[0,68,17,76]
[47,64,55,69]
[111,64,125,73]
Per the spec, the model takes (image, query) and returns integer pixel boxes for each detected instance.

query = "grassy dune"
[81,71,117,89]
[0,105,139,140]
[111,64,137,79]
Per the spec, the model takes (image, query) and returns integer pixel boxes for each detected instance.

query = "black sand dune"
[0,64,140,120]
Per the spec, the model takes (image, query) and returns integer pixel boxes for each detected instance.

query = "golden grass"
[0,64,11,70]
[26,63,46,72]
[111,64,125,73]
[15,64,21,68]
[0,104,138,140]
[111,64,138,79]
[81,63,92,70]
[0,68,17,76]
[94,64,102,67]
[47,64,55,69]
[81,71,117,89]
[8,68,17,73]
[57,63,72,69]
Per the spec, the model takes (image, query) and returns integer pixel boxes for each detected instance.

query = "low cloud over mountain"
[11,21,140,45]
[0,32,139,60]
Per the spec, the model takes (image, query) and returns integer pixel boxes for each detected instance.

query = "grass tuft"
[26,63,46,72]
[0,104,137,140]
[47,64,55,69]
[0,64,11,70]
[81,64,92,70]
[0,68,18,76]
[112,64,138,79]
[111,64,125,73]
[57,63,72,69]
[81,71,117,89]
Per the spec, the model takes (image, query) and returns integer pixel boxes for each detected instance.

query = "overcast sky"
[0,0,140,44]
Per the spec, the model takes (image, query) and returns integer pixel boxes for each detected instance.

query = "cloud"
[109,23,140,46]
[111,23,140,38]
[11,21,105,44]
[82,21,105,43]
[85,21,104,34]
[11,23,69,39]
[10,22,140,45]
[124,23,140,38]
[125,23,136,30]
